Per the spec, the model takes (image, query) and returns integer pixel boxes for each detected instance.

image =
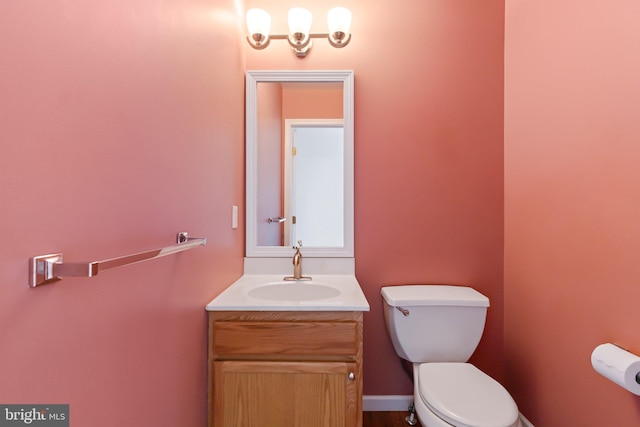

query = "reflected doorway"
[284,119,344,247]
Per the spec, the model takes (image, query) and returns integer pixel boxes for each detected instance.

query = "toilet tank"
[381,285,490,363]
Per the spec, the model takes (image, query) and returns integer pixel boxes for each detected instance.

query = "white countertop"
[206,274,370,312]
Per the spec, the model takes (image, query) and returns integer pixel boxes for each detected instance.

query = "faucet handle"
[297,240,303,247]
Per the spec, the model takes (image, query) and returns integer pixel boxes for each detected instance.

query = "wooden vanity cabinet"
[208,311,363,427]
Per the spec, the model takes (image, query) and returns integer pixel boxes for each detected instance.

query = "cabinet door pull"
[348,372,355,381]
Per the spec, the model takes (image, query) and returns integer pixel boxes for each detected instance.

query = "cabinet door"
[213,360,358,427]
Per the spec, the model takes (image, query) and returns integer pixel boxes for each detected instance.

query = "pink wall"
[8,0,636,421]
[505,0,640,425]
[0,0,245,425]
[257,82,283,245]
[246,0,505,396]
[282,85,344,119]
[0,0,509,420]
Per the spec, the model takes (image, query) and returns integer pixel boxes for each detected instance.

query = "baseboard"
[362,395,413,411]
[363,395,534,427]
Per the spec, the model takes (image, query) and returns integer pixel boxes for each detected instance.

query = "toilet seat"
[418,363,519,427]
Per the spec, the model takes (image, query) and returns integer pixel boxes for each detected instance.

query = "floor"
[363,411,422,427]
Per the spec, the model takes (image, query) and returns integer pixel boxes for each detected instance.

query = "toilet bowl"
[414,363,520,427]
[381,285,520,427]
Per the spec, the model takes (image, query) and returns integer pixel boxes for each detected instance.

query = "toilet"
[381,285,521,427]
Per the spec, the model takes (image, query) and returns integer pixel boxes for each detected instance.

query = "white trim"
[245,70,355,258]
[362,395,413,411]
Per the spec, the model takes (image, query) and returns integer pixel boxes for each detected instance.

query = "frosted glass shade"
[246,8,271,38]
[245,6,352,55]
[327,7,352,36]
[288,8,312,36]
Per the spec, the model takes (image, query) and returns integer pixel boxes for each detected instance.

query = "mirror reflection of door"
[284,120,344,247]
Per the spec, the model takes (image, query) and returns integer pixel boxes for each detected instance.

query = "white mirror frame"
[246,70,354,258]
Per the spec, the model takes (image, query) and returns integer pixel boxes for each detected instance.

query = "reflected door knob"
[267,216,287,224]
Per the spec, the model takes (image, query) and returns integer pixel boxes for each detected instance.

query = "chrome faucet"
[284,241,312,281]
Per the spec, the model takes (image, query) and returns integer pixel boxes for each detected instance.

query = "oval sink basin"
[248,282,341,302]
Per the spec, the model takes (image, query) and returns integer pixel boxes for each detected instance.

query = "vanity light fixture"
[246,7,352,57]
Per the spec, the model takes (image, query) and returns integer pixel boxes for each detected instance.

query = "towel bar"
[29,232,206,287]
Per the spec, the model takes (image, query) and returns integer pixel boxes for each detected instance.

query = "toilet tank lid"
[381,285,489,307]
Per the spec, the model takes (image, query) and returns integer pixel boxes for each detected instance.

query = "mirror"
[246,70,354,258]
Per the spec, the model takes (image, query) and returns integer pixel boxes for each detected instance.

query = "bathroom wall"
[282,84,344,119]
[504,0,640,425]
[257,82,283,245]
[0,0,507,420]
[245,0,506,395]
[0,0,245,426]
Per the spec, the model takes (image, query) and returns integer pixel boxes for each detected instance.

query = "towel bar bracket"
[30,253,63,287]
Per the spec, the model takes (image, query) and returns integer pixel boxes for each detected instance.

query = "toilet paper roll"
[591,343,640,395]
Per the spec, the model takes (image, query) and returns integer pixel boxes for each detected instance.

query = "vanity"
[206,70,369,427]
[206,275,368,427]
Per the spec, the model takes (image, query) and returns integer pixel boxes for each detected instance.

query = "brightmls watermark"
[0,405,68,426]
